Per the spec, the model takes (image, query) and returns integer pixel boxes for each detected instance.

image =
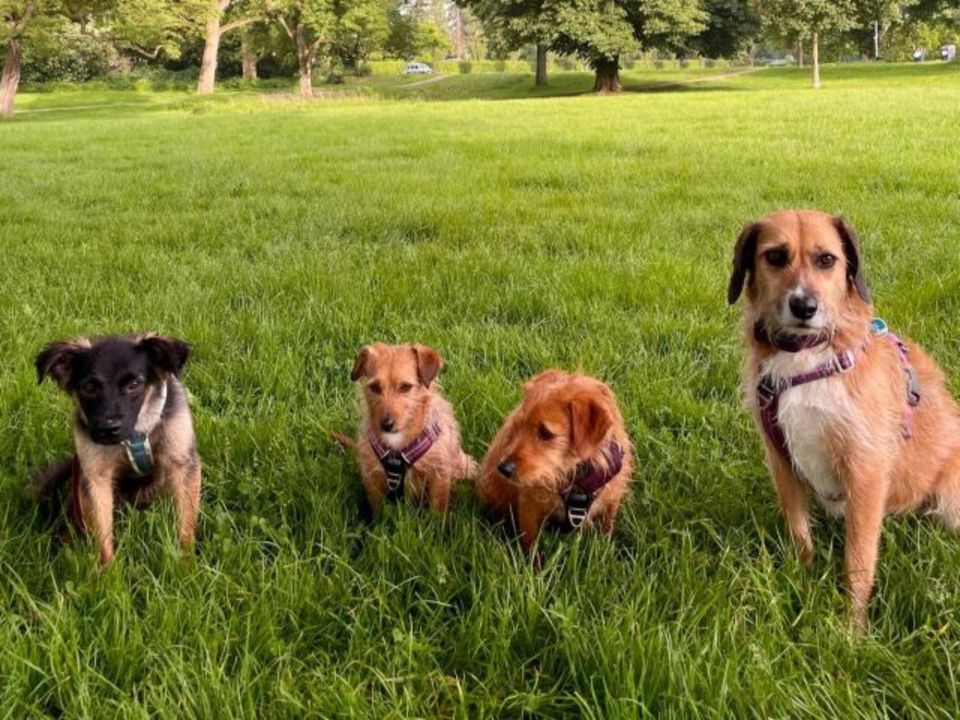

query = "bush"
[654,60,665,69]
[20,21,115,86]
[705,58,716,68]
[458,60,472,74]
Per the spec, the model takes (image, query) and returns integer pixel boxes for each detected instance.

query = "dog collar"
[757,318,920,488]
[367,423,441,501]
[562,441,625,528]
[753,320,831,353]
[122,431,155,477]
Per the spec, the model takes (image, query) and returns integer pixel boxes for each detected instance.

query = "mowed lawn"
[1,63,960,717]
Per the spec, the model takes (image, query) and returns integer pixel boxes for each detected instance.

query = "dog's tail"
[330,432,357,453]
[25,457,74,501]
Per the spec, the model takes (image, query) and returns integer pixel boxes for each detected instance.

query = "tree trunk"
[535,43,548,86]
[797,39,804,68]
[241,32,257,80]
[812,32,820,89]
[295,26,313,98]
[1,36,23,119]
[592,56,621,93]
[197,15,222,95]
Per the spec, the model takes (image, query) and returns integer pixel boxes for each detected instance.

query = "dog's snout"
[380,416,395,432]
[497,459,516,479]
[789,293,818,320]
[94,418,123,442]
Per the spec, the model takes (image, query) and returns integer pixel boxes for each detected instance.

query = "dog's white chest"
[762,351,852,515]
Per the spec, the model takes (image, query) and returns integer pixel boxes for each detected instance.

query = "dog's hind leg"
[931,447,960,531]
[428,472,453,514]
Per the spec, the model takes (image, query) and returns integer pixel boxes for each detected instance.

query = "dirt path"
[398,74,451,89]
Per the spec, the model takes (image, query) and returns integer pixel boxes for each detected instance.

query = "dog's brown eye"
[397,383,414,393]
[764,249,788,267]
[79,381,100,398]
[816,253,837,269]
[368,382,382,395]
[537,423,555,441]
[126,378,143,393]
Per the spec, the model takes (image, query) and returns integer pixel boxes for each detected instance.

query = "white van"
[404,63,433,75]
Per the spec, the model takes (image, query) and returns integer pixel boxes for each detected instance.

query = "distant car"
[942,44,957,62]
[912,48,928,62]
[767,58,790,67]
[404,63,433,75]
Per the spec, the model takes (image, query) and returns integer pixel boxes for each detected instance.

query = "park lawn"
[1,62,959,717]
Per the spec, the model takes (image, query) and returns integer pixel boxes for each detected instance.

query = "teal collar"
[122,432,154,476]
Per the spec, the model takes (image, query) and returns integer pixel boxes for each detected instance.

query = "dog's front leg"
[516,491,546,552]
[766,448,814,566]
[427,472,452,514]
[170,460,202,550]
[80,474,115,566]
[843,459,891,630]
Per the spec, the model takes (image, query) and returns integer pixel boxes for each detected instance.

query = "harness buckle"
[565,488,591,528]
[382,453,407,501]
[833,351,855,374]
[757,376,779,409]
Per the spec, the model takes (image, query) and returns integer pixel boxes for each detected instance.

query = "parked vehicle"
[404,63,433,75]
[941,45,957,62]
[912,48,928,62]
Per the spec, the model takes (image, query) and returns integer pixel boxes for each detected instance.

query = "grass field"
[2,62,960,717]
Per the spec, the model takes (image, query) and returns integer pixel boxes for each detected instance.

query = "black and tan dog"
[29,333,201,566]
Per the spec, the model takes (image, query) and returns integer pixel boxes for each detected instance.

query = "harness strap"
[757,320,920,466]
[367,423,442,502]
[562,441,625,528]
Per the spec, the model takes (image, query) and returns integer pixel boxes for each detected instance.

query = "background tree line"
[3,0,959,115]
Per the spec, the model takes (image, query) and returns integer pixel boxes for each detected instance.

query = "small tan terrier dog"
[477,370,633,552]
[342,342,477,513]
[728,209,960,628]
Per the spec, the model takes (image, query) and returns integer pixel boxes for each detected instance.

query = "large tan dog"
[728,209,960,627]
[477,370,633,552]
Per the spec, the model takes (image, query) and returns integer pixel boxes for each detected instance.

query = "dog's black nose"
[96,419,123,441]
[789,294,818,320]
[380,417,395,432]
[497,459,516,479]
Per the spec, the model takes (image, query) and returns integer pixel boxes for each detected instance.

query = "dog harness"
[561,441,625,528]
[70,432,156,531]
[367,423,441,502]
[756,318,921,474]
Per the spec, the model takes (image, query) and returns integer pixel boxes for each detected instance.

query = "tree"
[693,0,761,58]
[330,0,389,72]
[386,2,451,61]
[197,0,261,94]
[765,0,856,87]
[462,0,557,85]
[3,0,199,118]
[266,0,334,97]
[554,0,707,92]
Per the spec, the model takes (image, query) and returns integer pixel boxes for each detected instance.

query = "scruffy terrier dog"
[477,370,633,551]
[344,342,477,513]
[29,334,201,566]
[728,209,960,628]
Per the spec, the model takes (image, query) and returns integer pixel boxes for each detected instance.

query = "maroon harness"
[367,423,441,501]
[755,319,921,468]
[561,441,625,528]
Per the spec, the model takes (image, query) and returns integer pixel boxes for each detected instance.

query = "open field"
[1,63,960,717]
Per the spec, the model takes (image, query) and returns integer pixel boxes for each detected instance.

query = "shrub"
[458,60,472,74]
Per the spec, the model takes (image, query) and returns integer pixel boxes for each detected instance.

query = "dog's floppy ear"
[412,344,443,387]
[834,216,871,304]
[350,345,374,381]
[138,334,190,377]
[567,392,613,458]
[728,222,761,305]
[35,339,90,389]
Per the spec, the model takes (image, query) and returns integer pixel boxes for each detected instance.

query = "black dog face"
[36,334,190,445]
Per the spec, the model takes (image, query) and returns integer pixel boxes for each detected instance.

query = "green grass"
[1,61,960,717]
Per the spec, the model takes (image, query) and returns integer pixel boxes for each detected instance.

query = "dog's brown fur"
[729,209,960,627]
[477,370,633,551]
[31,334,201,566]
[350,342,477,513]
